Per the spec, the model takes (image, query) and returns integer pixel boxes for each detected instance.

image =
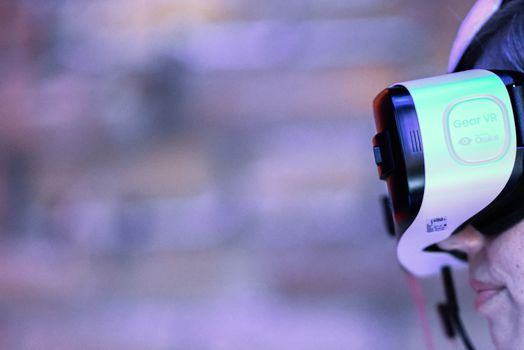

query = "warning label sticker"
[426,217,448,233]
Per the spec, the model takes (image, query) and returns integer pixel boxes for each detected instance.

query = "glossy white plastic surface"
[396,69,516,276]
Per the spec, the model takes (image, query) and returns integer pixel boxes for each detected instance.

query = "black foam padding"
[509,85,524,146]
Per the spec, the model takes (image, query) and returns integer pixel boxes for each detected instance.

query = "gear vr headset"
[373,69,524,277]
[371,1,522,349]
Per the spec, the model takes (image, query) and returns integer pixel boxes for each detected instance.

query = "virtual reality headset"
[372,69,524,277]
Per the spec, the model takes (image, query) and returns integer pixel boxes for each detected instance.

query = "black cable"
[442,267,458,311]
[451,311,475,350]
[440,267,476,350]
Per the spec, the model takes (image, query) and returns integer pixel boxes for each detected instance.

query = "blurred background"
[0,0,497,349]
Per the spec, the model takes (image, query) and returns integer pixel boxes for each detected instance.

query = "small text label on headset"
[426,217,448,233]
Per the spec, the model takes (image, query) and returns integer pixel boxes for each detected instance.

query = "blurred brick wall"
[0,1,497,349]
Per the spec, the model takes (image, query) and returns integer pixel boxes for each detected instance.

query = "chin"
[487,311,524,350]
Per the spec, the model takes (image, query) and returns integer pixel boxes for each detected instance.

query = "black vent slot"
[409,129,422,153]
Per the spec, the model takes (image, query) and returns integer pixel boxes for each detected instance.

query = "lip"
[470,279,506,311]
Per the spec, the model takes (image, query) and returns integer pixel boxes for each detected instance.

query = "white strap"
[448,0,503,72]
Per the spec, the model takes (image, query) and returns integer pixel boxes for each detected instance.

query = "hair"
[455,0,524,71]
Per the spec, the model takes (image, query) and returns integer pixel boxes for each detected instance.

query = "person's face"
[433,17,524,347]
[448,26,524,350]
[439,221,524,350]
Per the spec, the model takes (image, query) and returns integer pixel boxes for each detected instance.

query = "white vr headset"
[372,0,524,278]
[371,3,520,349]
[372,69,524,276]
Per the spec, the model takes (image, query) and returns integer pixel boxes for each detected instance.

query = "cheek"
[488,228,524,306]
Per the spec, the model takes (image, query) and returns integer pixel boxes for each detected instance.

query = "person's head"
[456,0,524,71]
[440,2,524,349]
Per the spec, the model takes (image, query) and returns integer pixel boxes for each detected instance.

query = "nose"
[438,225,486,259]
